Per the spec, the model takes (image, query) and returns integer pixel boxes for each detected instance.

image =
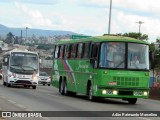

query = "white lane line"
[0,95,6,99]
[7,100,16,104]
[137,117,152,120]
[47,93,62,98]
[14,103,27,109]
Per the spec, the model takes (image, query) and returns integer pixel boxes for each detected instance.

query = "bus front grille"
[113,77,139,86]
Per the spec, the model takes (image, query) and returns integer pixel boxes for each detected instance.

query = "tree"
[14,36,19,44]
[119,32,148,40]
[5,32,14,44]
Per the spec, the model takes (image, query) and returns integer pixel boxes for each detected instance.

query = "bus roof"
[57,35,149,45]
[3,48,38,56]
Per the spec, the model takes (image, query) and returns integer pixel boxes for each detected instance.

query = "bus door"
[89,43,100,91]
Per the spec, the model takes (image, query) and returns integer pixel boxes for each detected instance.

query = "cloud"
[0,0,59,5]
[111,10,160,42]
[14,2,53,28]
[75,0,160,18]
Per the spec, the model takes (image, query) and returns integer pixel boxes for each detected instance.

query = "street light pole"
[108,0,112,34]
[25,27,28,46]
[136,21,144,39]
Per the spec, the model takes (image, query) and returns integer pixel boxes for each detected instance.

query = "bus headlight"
[144,91,148,96]
[32,74,37,80]
[102,90,107,94]
[113,90,118,95]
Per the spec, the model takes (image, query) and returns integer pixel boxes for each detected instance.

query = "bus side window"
[71,44,77,58]
[91,43,100,68]
[59,45,64,59]
[64,44,71,59]
[58,46,61,58]
[77,43,83,58]
[54,46,59,59]
[83,43,90,58]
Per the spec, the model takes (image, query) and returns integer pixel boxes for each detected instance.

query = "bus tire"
[128,98,137,104]
[59,81,65,95]
[87,83,96,101]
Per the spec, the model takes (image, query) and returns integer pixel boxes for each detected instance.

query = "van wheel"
[48,84,50,86]
[7,83,11,87]
[3,81,6,86]
[32,86,36,89]
[43,84,45,86]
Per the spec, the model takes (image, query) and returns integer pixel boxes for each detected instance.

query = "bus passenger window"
[59,46,64,59]
[54,46,59,59]
[83,43,90,58]
[77,43,83,58]
[64,45,71,59]
[71,44,77,58]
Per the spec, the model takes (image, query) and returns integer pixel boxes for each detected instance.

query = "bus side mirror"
[39,59,42,64]
[4,58,8,63]
[3,57,8,65]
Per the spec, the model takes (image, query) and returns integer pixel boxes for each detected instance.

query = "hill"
[0,24,76,37]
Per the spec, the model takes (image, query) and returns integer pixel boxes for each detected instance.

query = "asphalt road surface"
[0,80,159,120]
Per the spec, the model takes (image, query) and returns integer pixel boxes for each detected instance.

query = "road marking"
[7,100,16,104]
[137,117,152,120]
[47,93,63,98]
[14,103,27,109]
[0,95,6,99]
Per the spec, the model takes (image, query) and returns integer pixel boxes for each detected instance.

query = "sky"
[0,0,160,42]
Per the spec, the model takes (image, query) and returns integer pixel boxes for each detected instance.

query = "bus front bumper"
[9,80,38,86]
[94,87,149,99]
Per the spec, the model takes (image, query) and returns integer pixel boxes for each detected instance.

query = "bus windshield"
[99,42,149,70]
[10,53,38,73]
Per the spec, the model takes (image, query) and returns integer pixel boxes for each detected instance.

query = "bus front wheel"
[87,84,96,101]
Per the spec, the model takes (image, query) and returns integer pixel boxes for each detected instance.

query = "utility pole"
[25,27,28,46]
[136,21,144,39]
[108,0,112,34]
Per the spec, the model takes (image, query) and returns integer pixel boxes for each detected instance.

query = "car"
[39,72,51,86]
[0,69,2,80]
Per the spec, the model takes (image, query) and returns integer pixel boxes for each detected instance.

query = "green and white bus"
[52,35,150,104]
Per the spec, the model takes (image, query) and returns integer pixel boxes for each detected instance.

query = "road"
[0,80,159,120]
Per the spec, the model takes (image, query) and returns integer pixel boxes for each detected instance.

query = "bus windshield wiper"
[21,65,36,70]
[11,64,26,71]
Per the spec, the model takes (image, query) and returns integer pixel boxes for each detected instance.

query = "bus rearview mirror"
[39,59,42,64]
[4,58,8,63]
